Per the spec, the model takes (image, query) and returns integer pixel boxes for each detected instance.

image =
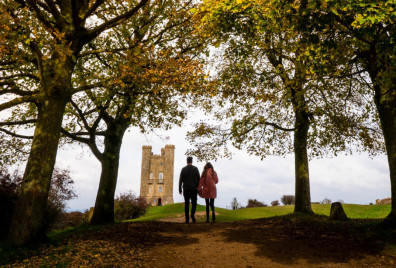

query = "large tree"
[0,0,153,245]
[322,0,396,224]
[60,0,207,224]
[187,0,383,213]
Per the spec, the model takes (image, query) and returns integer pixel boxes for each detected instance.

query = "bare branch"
[83,0,105,20]
[71,82,106,94]
[36,1,51,13]
[0,81,36,96]
[60,128,90,143]
[68,131,106,136]
[87,0,149,41]
[26,0,55,30]
[1,73,40,82]
[0,127,33,139]
[44,0,66,28]
[0,119,37,126]
[264,122,295,132]
[61,128,104,161]
[69,99,91,132]
[0,60,17,66]
[78,47,128,58]
[0,95,38,112]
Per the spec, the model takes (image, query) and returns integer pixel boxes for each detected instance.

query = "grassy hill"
[130,203,392,222]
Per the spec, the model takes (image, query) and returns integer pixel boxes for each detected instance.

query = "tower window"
[150,173,153,180]
[149,185,152,193]
[158,172,163,180]
[159,186,162,193]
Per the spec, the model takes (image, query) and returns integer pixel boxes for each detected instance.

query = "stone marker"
[329,202,348,221]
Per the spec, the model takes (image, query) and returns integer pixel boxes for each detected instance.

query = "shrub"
[48,168,77,212]
[246,199,267,208]
[45,168,77,230]
[114,191,149,221]
[271,200,280,206]
[0,168,21,239]
[57,211,87,228]
[0,167,77,239]
[280,195,295,205]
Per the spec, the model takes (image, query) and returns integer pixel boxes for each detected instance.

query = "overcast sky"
[56,111,391,212]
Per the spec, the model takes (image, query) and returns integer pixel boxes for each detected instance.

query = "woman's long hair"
[203,162,214,177]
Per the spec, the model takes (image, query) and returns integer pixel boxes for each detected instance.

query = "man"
[179,156,200,223]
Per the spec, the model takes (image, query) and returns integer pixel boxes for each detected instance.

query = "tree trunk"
[7,97,68,245]
[293,109,313,214]
[373,82,396,225]
[90,125,126,225]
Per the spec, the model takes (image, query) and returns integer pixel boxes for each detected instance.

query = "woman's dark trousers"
[205,198,215,222]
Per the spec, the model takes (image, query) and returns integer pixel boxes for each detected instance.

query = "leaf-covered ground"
[1,215,396,267]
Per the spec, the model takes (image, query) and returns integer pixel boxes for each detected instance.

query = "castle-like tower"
[140,145,175,206]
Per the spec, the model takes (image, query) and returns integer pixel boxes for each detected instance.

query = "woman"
[197,162,219,223]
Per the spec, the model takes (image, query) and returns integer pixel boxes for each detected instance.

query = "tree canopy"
[0,0,168,245]
[187,0,384,213]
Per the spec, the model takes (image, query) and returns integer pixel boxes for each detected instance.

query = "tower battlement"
[140,145,174,206]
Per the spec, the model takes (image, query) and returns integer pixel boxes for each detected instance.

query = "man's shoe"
[184,221,189,224]
[191,216,196,223]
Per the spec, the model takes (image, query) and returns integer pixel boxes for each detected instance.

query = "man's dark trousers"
[183,189,197,223]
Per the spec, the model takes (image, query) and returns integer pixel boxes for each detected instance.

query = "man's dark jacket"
[179,165,200,193]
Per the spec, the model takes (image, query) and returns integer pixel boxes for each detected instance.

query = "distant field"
[130,203,392,222]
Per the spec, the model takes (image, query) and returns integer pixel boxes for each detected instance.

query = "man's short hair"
[187,157,193,164]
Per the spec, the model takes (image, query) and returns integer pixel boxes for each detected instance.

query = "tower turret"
[163,145,175,204]
[140,146,152,198]
[139,145,174,206]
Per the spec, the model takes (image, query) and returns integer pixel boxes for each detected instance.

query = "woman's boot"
[212,211,215,223]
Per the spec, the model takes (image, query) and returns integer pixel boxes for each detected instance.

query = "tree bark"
[90,124,126,224]
[373,80,396,225]
[364,43,396,225]
[7,97,68,245]
[293,108,313,214]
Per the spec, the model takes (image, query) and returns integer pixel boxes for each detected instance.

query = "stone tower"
[140,145,175,206]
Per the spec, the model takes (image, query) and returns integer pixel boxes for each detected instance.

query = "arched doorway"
[158,198,162,206]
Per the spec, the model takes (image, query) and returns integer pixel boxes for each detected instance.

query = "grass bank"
[130,203,391,222]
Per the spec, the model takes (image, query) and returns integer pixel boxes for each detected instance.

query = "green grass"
[312,203,392,219]
[130,203,391,222]
[128,203,205,222]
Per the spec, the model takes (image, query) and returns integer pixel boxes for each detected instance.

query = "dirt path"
[3,216,396,267]
[142,217,396,268]
[158,212,219,223]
